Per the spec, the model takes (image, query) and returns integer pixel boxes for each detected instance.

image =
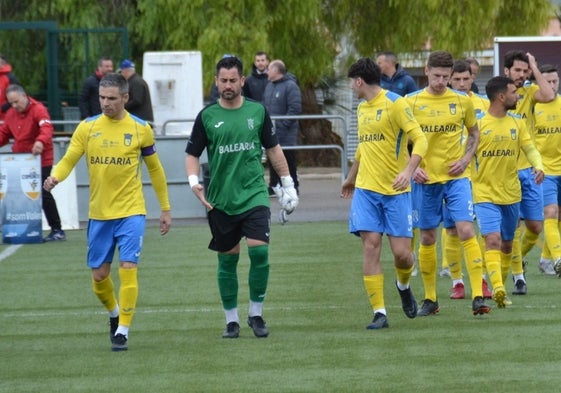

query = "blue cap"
[119,59,135,70]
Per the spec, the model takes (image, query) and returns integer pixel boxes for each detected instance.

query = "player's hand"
[448,159,468,177]
[43,176,58,191]
[32,141,44,156]
[340,180,355,199]
[159,210,171,236]
[413,168,429,184]
[392,172,410,191]
[278,176,299,214]
[190,183,213,210]
[533,169,544,185]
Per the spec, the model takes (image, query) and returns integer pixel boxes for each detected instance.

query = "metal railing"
[162,114,349,180]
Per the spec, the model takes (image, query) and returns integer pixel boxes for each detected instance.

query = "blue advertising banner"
[0,153,43,244]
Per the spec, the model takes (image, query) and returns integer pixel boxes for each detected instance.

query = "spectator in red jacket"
[0,54,20,120]
[0,84,65,241]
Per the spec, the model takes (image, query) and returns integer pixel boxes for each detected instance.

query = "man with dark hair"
[473,76,543,307]
[406,50,490,315]
[444,59,492,300]
[243,51,270,102]
[503,50,555,294]
[464,57,480,93]
[45,73,172,351]
[341,57,427,329]
[532,64,561,276]
[186,56,298,339]
[376,51,418,96]
[79,56,114,119]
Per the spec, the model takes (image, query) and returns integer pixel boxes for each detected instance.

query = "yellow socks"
[485,249,503,290]
[544,218,561,259]
[520,227,540,259]
[395,264,414,286]
[445,232,463,280]
[92,275,118,312]
[462,237,483,298]
[419,243,437,301]
[363,274,385,313]
[118,267,138,328]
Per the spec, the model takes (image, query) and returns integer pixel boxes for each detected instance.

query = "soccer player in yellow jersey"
[406,50,490,315]
[473,76,544,308]
[443,60,492,300]
[44,73,172,351]
[341,58,427,329]
[503,50,555,294]
[533,64,561,276]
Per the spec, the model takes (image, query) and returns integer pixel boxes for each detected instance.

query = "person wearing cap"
[118,59,154,123]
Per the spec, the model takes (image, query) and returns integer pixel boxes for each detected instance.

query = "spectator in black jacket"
[118,59,154,123]
[263,59,302,193]
[78,56,114,119]
[243,51,270,102]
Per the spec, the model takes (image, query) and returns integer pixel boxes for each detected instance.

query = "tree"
[0,0,554,164]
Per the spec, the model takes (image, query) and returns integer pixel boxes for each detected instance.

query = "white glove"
[278,176,299,214]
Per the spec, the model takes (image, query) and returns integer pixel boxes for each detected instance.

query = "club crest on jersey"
[510,128,517,140]
[20,166,41,200]
[124,133,132,146]
[247,118,254,130]
[449,103,456,115]
[376,109,382,121]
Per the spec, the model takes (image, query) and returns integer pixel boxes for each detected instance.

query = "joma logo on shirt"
[90,156,132,165]
[218,142,256,154]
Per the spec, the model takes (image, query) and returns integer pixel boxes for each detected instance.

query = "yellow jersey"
[472,112,532,204]
[53,113,170,220]
[533,94,561,175]
[355,89,426,195]
[406,88,477,184]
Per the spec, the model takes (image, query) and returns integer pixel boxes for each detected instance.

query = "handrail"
[161,114,349,180]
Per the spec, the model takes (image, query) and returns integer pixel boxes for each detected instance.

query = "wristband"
[188,175,199,189]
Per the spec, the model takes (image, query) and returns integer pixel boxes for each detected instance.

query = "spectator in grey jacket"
[263,59,302,193]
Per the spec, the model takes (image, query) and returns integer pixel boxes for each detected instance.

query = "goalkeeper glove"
[276,176,299,214]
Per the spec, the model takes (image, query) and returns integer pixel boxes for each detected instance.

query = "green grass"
[1,221,561,392]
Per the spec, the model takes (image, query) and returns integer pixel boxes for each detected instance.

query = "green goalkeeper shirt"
[186,98,279,215]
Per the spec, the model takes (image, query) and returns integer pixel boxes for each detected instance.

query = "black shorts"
[207,206,271,252]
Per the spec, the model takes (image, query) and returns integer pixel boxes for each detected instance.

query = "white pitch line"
[0,244,22,262]
[1,303,557,319]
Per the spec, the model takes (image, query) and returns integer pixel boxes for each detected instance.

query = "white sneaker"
[439,266,451,278]
[539,258,556,276]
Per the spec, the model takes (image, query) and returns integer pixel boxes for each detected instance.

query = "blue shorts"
[418,178,474,230]
[542,175,561,207]
[411,181,422,229]
[442,202,455,229]
[518,168,544,221]
[474,203,520,241]
[349,188,412,237]
[86,215,146,269]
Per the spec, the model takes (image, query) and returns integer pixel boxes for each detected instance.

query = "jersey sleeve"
[261,109,279,149]
[186,111,208,157]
